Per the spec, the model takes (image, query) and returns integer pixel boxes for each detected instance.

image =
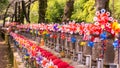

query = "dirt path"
[0,37,11,68]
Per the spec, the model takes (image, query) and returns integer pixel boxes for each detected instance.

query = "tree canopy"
[2,0,120,23]
[109,0,120,20]
[46,0,66,23]
[0,0,9,13]
[71,0,95,23]
[29,0,96,23]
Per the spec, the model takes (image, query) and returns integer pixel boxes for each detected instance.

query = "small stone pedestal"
[85,55,91,68]
[97,58,103,68]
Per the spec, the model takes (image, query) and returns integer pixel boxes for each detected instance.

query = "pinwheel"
[87,41,94,48]
[61,33,65,40]
[57,62,69,68]
[11,8,120,67]
[94,9,113,26]
[48,55,58,61]
[100,31,107,40]
[69,22,77,34]
[113,40,119,48]
[36,56,43,64]
[53,59,62,65]
[71,37,76,43]
[67,66,74,68]
[53,24,59,31]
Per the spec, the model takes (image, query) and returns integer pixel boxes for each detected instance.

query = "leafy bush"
[30,1,39,23]
[109,0,120,20]
[71,0,95,23]
[29,0,120,23]
[45,0,66,23]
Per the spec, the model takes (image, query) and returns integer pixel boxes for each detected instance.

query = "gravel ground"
[0,37,11,68]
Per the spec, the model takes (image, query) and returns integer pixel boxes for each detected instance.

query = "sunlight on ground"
[0,41,5,45]
[0,20,3,23]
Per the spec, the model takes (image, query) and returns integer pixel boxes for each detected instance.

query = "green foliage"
[83,0,95,23]
[29,0,120,23]
[30,0,66,23]
[30,1,39,23]
[45,0,66,23]
[0,0,120,24]
[30,0,95,23]
[109,0,120,20]
[0,0,9,13]
[71,0,95,23]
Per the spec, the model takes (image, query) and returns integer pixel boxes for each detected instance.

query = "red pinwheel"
[53,34,57,39]
[46,52,53,58]
[61,33,65,40]
[35,46,40,52]
[41,51,53,58]
[67,66,74,68]
[105,23,112,32]
[42,59,48,66]
[79,25,84,35]
[95,27,102,35]
[94,9,113,29]
[48,55,58,61]
[39,48,46,52]
[61,25,66,33]
[90,36,95,42]
[69,22,77,34]
[53,59,62,65]
[31,50,37,57]
[57,62,69,68]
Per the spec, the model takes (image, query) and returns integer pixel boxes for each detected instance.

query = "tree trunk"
[14,2,18,22]
[38,0,47,23]
[62,0,74,22]
[20,3,24,24]
[20,10,24,24]
[25,0,37,7]
[22,0,30,23]
[18,1,21,23]
[95,0,109,11]
[11,14,14,22]
[27,0,31,23]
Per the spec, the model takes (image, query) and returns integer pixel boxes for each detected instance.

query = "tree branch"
[3,0,15,27]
